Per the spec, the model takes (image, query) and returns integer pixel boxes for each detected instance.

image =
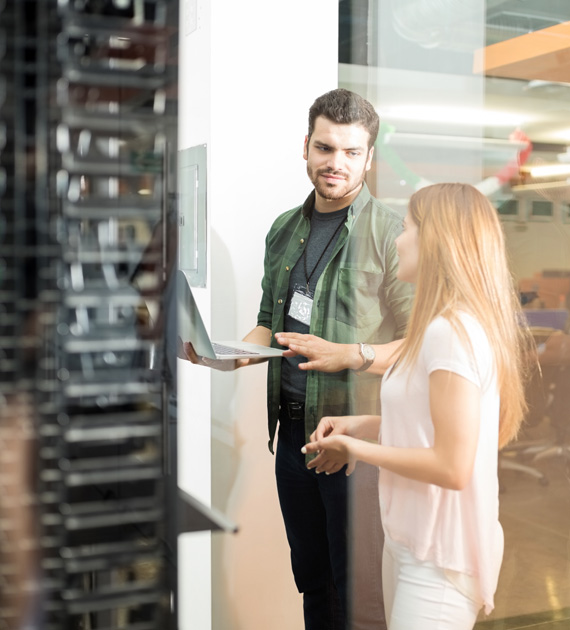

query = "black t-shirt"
[280,205,348,402]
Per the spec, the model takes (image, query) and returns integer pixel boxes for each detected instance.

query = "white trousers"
[382,536,482,630]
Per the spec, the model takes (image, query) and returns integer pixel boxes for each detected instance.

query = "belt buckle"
[287,401,304,421]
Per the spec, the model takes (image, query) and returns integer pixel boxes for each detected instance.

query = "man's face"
[304,116,374,211]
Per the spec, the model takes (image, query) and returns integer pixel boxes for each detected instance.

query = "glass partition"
[340,1,570,627]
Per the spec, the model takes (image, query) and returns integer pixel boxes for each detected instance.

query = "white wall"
[177,1,338,628]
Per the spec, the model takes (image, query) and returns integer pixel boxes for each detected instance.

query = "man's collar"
[349,182,371,220]
[301,182,371,219]
[301,190,317,217]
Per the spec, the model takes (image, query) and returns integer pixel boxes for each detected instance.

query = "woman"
[301,183,532,629]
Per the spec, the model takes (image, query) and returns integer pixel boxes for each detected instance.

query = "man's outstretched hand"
[274,333,358,372]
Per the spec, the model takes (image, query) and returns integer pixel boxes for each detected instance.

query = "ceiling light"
[384,132,525,152]
[524,164,570,178]
[551,129,570,143]
[379,105,528,127]
[512,181,570,192]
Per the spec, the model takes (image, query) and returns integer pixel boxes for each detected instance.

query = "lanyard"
[303,217,345,292]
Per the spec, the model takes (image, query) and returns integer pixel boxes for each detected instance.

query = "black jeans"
[276,403,348,630]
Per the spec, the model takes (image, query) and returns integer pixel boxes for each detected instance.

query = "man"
[185,89,413,629]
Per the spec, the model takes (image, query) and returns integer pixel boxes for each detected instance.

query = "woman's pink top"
[380,314,503,614]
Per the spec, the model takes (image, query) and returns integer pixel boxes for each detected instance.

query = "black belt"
[281,400,305,421]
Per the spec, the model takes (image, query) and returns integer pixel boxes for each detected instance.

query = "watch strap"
[355,342,374,373]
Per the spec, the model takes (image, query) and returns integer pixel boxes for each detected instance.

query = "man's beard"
[307,165,364,201]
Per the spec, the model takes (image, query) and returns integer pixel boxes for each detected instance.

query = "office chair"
[499,330,570,487]
[529,363,570,464]
[499,358,550,486]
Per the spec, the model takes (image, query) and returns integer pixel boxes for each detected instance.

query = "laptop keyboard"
[212,343,259,356]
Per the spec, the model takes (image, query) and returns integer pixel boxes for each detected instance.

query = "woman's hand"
[310,415,355,442]
[301,415,381,476]
[302,434,356,476]
[311,414,381,443]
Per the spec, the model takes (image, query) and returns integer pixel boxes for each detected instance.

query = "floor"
[474,421,570,630]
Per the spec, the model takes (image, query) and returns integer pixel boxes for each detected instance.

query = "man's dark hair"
[308,88,380,149]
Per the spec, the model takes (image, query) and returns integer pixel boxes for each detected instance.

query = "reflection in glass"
[340,0,570,627]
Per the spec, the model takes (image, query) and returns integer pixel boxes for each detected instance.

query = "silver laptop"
[177,270,284,360]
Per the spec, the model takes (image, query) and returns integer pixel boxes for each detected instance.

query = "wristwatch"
[356,343,375,372]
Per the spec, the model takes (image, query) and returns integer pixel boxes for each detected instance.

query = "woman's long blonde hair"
[395,183,533,449]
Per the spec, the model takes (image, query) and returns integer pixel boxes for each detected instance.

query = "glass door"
[340,1,570,627]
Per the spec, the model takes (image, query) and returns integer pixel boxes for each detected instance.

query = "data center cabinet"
[0,1,187,628]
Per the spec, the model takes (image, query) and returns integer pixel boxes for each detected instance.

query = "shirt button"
[285,266,290,271]
[278,299,283,304]
[300,238,305,244]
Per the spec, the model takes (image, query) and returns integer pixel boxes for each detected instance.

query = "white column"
[178,2,338,628]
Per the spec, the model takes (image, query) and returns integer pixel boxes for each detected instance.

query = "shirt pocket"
[335,265,384,328]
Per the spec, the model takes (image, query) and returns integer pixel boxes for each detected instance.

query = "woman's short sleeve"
[422,315,491,388]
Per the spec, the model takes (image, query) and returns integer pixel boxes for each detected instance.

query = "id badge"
[289,285,313,325]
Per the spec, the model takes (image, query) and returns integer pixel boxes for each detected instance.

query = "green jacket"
[257,183,414,452]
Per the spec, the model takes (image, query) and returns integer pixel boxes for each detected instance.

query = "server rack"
[0,1,180,627]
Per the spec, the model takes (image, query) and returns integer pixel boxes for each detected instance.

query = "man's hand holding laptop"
[178,338,248,371]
